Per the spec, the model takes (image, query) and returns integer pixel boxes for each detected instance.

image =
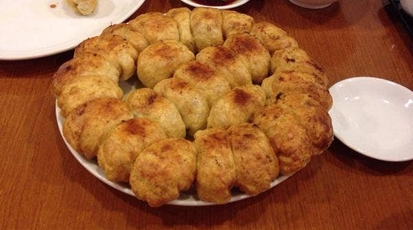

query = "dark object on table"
[388,0,413,38]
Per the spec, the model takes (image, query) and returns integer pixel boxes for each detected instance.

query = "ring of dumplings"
[52,7,334,207]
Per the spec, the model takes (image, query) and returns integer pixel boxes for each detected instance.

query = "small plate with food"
[0,0,145,60]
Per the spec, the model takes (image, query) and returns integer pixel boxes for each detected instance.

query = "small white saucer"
[180,0,250,9]
[329,77,413,162]
[288,0,335,9]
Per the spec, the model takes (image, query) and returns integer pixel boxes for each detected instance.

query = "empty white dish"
[329,77,413,162]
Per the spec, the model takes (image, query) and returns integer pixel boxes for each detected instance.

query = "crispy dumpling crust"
[194,128,236,204]
[228,123,279,195]
[97,118,167,182]
[154,78,210,136]
[129,12,180,44]
[223,33,271,84]
[57,74,123,118]
[173,60,231,107]
[129,138,197,207]
[137,40,195,88]
[196,46,252,87]
[74,34,138,81]
[207,84,266,129]
[63,97,133,159]
[190,7,224,52]
[124,88,186,138]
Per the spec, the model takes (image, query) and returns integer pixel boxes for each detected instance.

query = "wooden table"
[1,0,412,229]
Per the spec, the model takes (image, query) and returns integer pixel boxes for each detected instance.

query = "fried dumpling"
[221,10,254,38]
[270,92,334,155]
[190,7,224,52]
[207,84,266,129]
[253,103,314,175]
[154,78,210,136]
[128,12,180,44]
[173,60,231,107]
[130,138,197,207]
[51,52,120,97]
[97,118,167,182]
[261,71,332,110]
[196,45,252,88]
[194,128,236,204]
[166,7,196,52]
[63,97,133,159]
[124,88,186,138]
[250,21,298,54]
[101,23,150,53]
[74,34,138,81]
[228,123,279,195]
[57,74,123,118]
[270,47,329,87]
[223,33,271,84]
[137,40,195,88]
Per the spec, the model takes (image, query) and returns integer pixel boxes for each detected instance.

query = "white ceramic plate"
[0,0,146,60]
[180,0,250,9]
[329,76,413,162]
[55,80,290,206]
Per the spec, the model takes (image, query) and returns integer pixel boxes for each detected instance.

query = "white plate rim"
[0,0,146,60]
[180,0,250,10]
[328,76,413,162]
[55,103,291,206]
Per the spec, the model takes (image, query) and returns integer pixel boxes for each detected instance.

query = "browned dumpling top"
[97,118,167,182]
[124,88,186,138]
[63,97,133,159]
[130,138,197,207]
[137,40,195,88]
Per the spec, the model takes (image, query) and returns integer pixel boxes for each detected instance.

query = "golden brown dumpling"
[124,88,186,138]
[128,12,180,44]
[154,78,210,136]
[97,118,167,182]
[221,10,254,38]
[271,92,334,155]
[101,23,150,53]
[253,103,314,175]
[74,34,138,81]
[190,7,224,52]
[207,84,266,129]
[51,52,119,97]
[270,47,328,87]
[63,97,133,159]
[194,128,236,204]
[250,21,298,54]
[137,40,195,88]
[228,123,279,195]
[57,74,123,118]
[196,46,252,88]
[166,7,195,52]
[173,60,231,107]
[261,71,332,111]
[130,138,197,207]
[223,33,271,84]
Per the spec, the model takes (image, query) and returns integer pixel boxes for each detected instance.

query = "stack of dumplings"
[52,7,333,207]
